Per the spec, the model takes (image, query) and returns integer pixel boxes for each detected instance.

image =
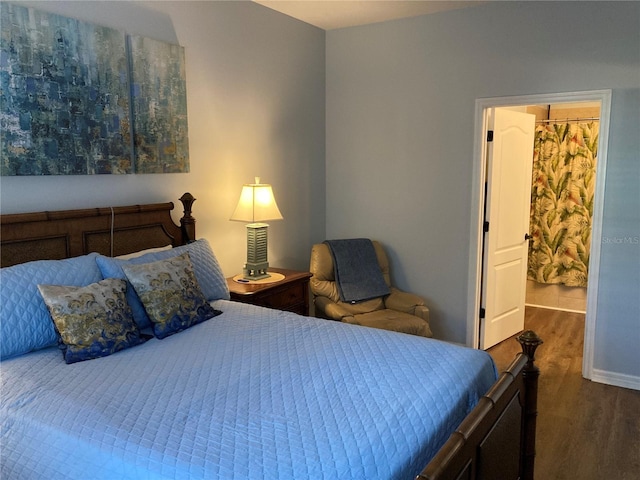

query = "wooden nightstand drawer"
[227,268,312,316]
[256,283,304,310]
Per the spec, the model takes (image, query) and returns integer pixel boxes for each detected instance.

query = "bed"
[0,194,542,480]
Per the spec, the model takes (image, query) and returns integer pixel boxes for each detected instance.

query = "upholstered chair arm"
[412,305,430,323]
[314,296,355,322]
[385,288,430,321]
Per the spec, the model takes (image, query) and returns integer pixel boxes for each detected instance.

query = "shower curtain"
[528,121,599,287]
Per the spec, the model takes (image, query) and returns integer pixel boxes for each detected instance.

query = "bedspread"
[1,300,497,479]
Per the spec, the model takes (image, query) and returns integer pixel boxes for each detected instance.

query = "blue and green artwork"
[0,4,132,175]
[130,36,189,173]
[0,4,190,176]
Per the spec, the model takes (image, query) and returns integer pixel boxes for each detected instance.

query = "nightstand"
[226,268,312,316]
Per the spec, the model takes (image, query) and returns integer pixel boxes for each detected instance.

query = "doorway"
[526,103,600,315]
[512,102,600,315]
[467,90,612,381]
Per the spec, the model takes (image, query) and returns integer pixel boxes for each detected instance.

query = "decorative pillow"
[95,238,229,329]
[0,253,104,359]
[122,252,222,339]
[37,278,147,364]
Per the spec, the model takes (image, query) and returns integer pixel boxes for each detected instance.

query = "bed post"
[179,193,196,243]
[517,330,543,480]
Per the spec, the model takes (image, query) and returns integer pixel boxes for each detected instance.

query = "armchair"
[310,241,432,337]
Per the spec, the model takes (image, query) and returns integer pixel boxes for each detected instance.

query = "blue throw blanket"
[324,239,391,303]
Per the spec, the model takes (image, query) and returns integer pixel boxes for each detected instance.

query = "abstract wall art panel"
[129,35,189,173]
[0,5,190,176]
[0,4,133,175]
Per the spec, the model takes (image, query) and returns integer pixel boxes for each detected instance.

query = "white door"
[480,108,535,349]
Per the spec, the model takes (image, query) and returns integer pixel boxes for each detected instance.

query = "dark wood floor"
[487,307,640,480]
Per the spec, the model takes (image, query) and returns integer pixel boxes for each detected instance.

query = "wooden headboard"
[0,193,196,267]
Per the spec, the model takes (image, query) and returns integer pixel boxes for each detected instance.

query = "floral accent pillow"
[95,238,229,330]
[37,278,147,364]
[122,252,222,339]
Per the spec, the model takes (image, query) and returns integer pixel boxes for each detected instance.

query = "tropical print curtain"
[528,122,599,287]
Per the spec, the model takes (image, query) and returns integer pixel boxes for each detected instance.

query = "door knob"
[524,233,533,241]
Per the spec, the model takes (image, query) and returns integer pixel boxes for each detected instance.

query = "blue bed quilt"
[1,300,497,479]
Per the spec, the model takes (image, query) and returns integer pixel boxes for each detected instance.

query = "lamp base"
[243,271,271,280]
[243,223,271,280]
[242,262,270,280]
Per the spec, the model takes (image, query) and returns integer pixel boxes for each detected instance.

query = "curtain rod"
[536,117,599,124]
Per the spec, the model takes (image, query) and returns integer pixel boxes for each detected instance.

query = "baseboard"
[524,303,586,314]
[590,369,640,391]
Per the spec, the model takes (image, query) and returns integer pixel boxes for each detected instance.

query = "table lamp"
[230,177,283,280]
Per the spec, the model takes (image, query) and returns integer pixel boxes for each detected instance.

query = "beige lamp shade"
[230,177,283,224]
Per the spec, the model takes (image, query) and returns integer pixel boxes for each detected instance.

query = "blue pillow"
[95,239,229,329]
[37,278,147,364]
[0,253,104,359]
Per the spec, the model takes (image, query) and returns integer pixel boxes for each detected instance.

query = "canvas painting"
[0,4,132,175]
[129,35,189,173]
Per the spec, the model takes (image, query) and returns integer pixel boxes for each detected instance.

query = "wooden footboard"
[418,330,543,480]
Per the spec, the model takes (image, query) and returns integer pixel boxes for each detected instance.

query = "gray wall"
[0,1,327,275]
[326,2,640,377]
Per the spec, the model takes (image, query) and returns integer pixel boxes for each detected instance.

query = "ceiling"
[253,1,487,30]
